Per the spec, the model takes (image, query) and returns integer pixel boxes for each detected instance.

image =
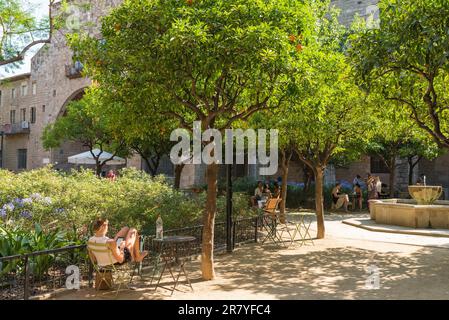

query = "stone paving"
[49,213,449,300]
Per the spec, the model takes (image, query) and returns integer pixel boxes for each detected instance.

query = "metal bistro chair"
[288,213,315,247]
[260,197,293,247]
[87,241,139,297]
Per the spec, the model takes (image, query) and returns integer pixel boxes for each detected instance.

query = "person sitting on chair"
[273,182,281,198]
[263,183,272,198]
[331,183,349,212]
[88,218,148,266]
[251,181,264,207]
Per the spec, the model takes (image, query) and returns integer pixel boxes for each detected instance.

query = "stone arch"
[51,87,90,170]
[56,87,88,119]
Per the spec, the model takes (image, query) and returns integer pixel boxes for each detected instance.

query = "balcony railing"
[2,122,30,135]
[65,61,84,79]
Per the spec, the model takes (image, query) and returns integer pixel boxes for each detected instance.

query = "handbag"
[95,269,113,290]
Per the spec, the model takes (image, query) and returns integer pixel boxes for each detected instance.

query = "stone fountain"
[408,185,442,205]
[369,183,449,229]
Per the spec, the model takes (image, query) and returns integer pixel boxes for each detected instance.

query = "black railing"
[0,216,261,300]
[0,245,91,300]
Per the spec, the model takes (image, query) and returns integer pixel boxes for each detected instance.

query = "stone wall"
[335,155,371,184]
[331,0,380,27]
[0,0,122,171]
[419,153,449,190]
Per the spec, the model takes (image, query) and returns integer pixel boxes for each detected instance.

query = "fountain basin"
[408,185,442,205]
[370,198,449,229]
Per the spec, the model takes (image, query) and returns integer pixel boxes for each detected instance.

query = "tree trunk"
[388,156,396,197]
[303,165,313,192]
[408,157,414,186]
[314,166,325,239]
[174,164,185,189]
[408,156,421,186]
[142,157,156,177]
[95,160,103,177]
[201,162,218,280]
[279,150,291,223]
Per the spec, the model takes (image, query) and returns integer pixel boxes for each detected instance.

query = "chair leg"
[154,261,168,292]
[171,267,182,296]
[167,262,177,281]
[181,263,194,292]
[148,254,162,286]
[302,220,314,246]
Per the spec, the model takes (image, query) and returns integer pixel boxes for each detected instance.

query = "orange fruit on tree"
[296,44,303,52]
[288,34,296,42]
[186,0,193,5]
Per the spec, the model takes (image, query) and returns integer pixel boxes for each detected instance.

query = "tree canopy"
[68,0,315,280]
[0,0,54,69]
[349,0,449,149]
[42,88,130,175]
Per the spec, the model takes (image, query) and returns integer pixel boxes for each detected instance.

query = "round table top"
[153,235,196,243]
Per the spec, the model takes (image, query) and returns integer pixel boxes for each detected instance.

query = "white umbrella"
[67,149,126,165]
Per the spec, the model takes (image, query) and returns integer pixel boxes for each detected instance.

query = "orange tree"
[68,0,315,279]
[251,4,372,239]
[350,0,449,150]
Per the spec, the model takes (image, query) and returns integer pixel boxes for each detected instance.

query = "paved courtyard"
[51,213,449,300]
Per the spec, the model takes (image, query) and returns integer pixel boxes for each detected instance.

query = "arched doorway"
[51,88,90,171]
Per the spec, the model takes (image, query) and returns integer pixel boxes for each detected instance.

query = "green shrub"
[232,176,258,195]
[0,167,254,240]
[0,223,72,277]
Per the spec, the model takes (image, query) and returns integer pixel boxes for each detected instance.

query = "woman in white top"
[251,181,264,207]
[88,219,148,266]
[375,176,382,198]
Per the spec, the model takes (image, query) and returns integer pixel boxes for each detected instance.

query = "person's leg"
[133,233,148,262]
[124,228,147,262]
[114,227,130,241]
[340,195,349,212]
[335,197,344,210]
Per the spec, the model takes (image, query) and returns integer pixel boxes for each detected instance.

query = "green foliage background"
[0,167,253,240]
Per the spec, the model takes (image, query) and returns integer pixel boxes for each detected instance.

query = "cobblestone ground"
[50,213,449,300]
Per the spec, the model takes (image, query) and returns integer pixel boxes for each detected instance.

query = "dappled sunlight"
[48,211,449,300]
[51,235,449,300]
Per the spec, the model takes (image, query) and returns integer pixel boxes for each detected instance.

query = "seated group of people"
[251,181,281,208]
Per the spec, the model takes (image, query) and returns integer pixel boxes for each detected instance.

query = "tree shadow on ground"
[203,243,449,299]
[53,239,449,300]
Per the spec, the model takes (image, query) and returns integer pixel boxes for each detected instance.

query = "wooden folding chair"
[87,241,138,297]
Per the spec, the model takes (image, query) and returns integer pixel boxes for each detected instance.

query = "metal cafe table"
[151,235,196,295]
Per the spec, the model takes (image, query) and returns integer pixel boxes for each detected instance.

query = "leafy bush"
[0,167,254,240]
[0,223,73,277]
[232,176,258,195]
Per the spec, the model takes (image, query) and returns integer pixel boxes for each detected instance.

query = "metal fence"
[0,245,91,300]
[0,216,261,300]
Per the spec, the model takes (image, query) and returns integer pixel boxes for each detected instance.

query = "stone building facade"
[0,0,122,173]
